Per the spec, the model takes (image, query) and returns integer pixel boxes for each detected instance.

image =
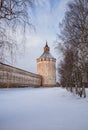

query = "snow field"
[0,87,88,130]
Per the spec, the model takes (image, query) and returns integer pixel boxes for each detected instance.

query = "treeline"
[57,0,88,98]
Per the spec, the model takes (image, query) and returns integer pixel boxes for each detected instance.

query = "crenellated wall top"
[37,57,56,62]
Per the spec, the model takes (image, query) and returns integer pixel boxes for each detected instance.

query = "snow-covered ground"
[0,87,88,130]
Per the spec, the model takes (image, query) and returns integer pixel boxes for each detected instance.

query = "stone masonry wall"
[0,63,42,88]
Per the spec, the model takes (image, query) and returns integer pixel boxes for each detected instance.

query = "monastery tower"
[37,42,56,87]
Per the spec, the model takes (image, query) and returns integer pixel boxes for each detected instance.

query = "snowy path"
[0,87,88,130]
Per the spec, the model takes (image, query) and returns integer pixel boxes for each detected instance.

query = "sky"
[13,0,71,74]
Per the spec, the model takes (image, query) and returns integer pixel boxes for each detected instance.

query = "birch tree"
[57,0,88,97]
[0,0,33,63]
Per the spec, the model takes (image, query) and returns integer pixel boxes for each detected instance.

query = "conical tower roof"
[38,42,55,59]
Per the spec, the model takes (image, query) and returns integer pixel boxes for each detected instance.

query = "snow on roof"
[39,51,55,59]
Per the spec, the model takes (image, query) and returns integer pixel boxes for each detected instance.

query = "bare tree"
[57,0,88,97]
[0,0,33,63]
[58,46,75,91]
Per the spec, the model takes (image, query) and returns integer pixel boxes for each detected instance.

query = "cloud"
[31,0,71,38]
[8,0,72,74]
[34,0,50,8]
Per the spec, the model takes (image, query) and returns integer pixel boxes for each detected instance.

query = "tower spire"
[45,41,48,47]
[44,41,50,52]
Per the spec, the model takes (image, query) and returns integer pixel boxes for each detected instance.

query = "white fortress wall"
[0,63,42,87]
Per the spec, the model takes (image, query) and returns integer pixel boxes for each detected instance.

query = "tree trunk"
[82,83,86,98]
